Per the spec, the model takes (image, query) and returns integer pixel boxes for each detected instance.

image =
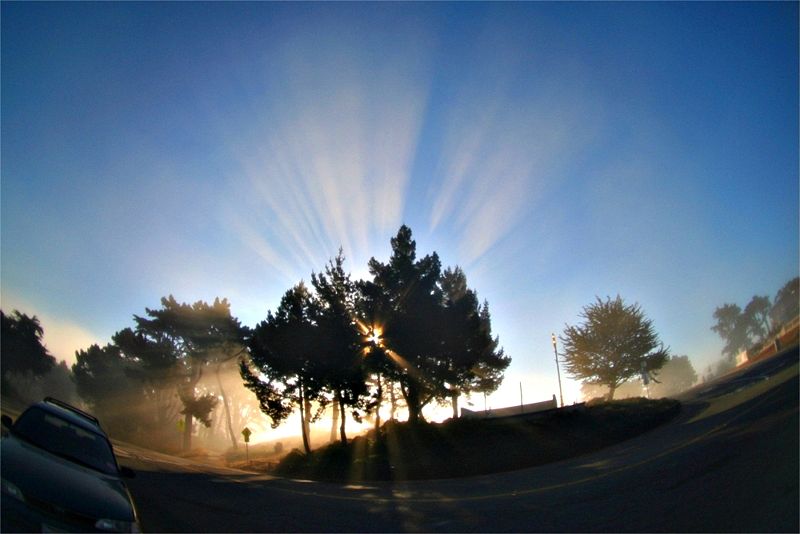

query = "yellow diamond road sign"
[242,427,252,443]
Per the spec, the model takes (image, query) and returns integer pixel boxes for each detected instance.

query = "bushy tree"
[561,296,669,400]
[312,251,370,443]
[241,283,325,454]
[712,292,784,361]
[73,343,142,438]
[770,277,799,329]
[743,296,772,344]
[112,327,181,433]
[1,310,55,398]
[4,359,79,406]
[360,226,510,422]
[711,303,749,360]
[436,268,510,418]
[712,278,800,363]
[364,226,447,422]
[133,296,246,451]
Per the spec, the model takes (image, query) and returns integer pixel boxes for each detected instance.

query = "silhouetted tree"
[470,302,510,402]
[437,268,509,418]
[41,360,80,403]
[112,327,181,436]
[711,303,749,360]
[241,283,325,454]
[134,296,245,451]
[712,292,781,362]
[561,296,669,400]
[73,343,143,438]
[770,277,799,329]
[364,225,445,422]
[361,226,509,422]
[743,295,772,344]
[1,310,56,398]
[312,251,370,443]
[4,359,79,406]
[356,268,394,426]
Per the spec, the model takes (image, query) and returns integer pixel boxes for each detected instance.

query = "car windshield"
[12,407,119,476]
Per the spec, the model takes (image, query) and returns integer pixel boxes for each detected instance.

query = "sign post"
[242,427,252,464]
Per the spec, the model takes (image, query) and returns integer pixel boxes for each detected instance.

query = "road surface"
[120,347,798,532]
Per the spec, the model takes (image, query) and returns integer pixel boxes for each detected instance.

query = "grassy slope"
[273,397,681,482]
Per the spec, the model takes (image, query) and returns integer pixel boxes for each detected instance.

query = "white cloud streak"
[427,21,604,266]
[432,86,600,265]
[216,27,433,282]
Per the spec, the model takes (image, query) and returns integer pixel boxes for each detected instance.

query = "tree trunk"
[338,392,347,444]
[303,395,312,444]
[329,397,339,443]
[607,384,617,401]
[451,390,459,419]
[374,374,382,431]
[216,363,237,450]
[389,381,397,421]
[403,382,422,423]
[299,385,311,454]
[179,367,203,452]
[182,412,193,451]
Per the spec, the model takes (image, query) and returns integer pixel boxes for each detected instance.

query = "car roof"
[28,399,107,437]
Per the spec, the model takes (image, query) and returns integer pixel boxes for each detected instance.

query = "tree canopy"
[436,267,510,418]
[711,277,799,362]
[362,225,447,422]
[51,225,510,452]
[311,251,371,443]
[561,296,669,400]
[711,303,750,360]
[242,282,325,454]
[770,277,799,329]
[133,296,247,450]
[242,225,510,441]
[1,310,56,397]
[362,225,509,422]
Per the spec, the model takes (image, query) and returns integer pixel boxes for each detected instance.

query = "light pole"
[551,333,564,408]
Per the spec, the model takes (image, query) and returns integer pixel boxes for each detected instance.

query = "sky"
[2,2,798,413]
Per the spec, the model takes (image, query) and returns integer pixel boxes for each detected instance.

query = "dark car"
[1,397,141,533]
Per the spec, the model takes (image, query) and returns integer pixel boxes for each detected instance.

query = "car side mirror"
[119,466,136,479]
[1,415,12,429]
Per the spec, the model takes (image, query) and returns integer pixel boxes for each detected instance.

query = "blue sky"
[2,2,798,408]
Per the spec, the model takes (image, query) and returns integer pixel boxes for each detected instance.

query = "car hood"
[1,434,135,521]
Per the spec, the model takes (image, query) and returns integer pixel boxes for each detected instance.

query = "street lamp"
[551,333,564,408]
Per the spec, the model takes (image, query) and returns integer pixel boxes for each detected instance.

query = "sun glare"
[367,327,383,346]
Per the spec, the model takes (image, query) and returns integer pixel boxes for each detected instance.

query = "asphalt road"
[121,347,799,532]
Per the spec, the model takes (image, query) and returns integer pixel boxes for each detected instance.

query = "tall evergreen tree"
[437,268,510,418]
[365,225,444,422]
[241,283,325,454]
[312,250,370,443]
